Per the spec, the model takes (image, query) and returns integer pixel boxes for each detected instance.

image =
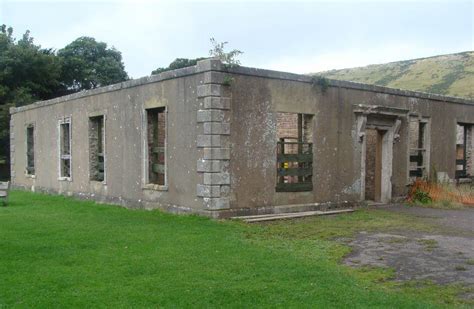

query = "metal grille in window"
[276,138,313,192]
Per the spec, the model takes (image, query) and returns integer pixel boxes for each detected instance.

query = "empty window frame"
[456,123,473,179]
[58,118,72,179]
[408,117,429,180]
[26,124,35,175]
[276,113,313,192]
[146,107,166,185]
[89,115,105,182]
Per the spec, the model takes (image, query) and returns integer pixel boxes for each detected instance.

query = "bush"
[412,189,432,204]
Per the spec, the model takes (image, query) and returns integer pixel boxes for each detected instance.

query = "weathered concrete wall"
[225,66,474,210]
[10,68,205,212]
[10,60,474,216]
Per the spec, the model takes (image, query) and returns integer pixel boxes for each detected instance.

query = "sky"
[1,0,473,79]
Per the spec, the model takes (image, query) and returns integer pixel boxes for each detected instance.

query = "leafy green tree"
[58,37,128,91]
[151,57,206,75]
[0,25,63,164]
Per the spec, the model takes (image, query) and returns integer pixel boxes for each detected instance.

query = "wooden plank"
[410,155,423,163]
[152,147,165,154]
[0,182,9,190]
[277,167,312,176]
[277,142,313,146]
[242,209,355,222]
[277,153,312,163]
[97,162,104,170]
[152,163,165,174]
[276,182,313,192]
[409,170,423,177]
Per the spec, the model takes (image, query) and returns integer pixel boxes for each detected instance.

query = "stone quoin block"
[196,59,222,72]
[203,122,230,135]
[197,135,221,148]
[203,97,231,110]
[203,172,230,185]
[220,185,231,197]
[197,160,221,173]
[203,148,231,160]
[203,197,230,210]
[197,84,222,98]
[203,71,225,84]
[196,184,221,198]
[197,110,225,123]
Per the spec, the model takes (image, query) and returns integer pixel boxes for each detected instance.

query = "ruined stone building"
[9,59,474,217]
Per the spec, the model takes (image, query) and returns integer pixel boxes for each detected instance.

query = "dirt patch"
[343,205,474,299]
[345,231,474,285]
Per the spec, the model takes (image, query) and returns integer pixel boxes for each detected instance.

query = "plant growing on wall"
[311,75,329,94]
[209,38,243,67]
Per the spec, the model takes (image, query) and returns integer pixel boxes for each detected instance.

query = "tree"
[58,37,128,91]
[0,25,63,164]
[209,38,243,67]
[151,38,243,75]
[151,57,206,75]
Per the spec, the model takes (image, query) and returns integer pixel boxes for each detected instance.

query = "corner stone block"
[203,197,230,210]
[203,97,231,110]
[203,122,230,135]
[203,71,225,84]
[196,184,221,198]
[203,172,230,185]
[197,84,221,98]
[220,185,231,197]
[197,135,221,148]
[196,59,222,72]
[197,110,225,123]
[203,148,230,160]
[197,159,221,172]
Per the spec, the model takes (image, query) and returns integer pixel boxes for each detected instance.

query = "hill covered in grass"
[318,51,474,99]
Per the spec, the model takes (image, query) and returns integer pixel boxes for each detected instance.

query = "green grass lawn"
[0,191,463,308]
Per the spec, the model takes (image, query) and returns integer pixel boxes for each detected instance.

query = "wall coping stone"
[11,58,473,115]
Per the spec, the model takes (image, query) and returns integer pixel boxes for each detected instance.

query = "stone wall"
[196,60,231,210]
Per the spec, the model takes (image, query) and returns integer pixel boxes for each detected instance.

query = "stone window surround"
[88,111,107,185]
[58,116,72,182]
[25,122,36,178]
[407,114,431,183]
[142,106,168,191]
[456,121,474,178]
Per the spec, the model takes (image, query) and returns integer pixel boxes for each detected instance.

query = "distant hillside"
[318,51,474,99]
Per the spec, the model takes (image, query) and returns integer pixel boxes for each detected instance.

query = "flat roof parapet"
[10,59,474,115]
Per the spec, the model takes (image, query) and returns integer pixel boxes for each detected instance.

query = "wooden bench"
[0,181,10,206]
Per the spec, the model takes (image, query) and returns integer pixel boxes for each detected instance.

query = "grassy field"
[0,191,466,308]
[318,51,474,99]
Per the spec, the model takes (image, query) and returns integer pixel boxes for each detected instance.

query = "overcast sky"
[1,0,473,78]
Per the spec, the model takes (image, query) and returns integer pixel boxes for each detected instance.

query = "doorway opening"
[365,128,386,202]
